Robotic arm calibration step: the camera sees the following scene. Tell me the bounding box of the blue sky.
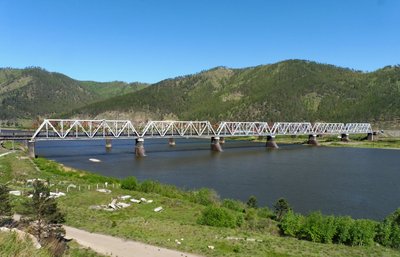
[0,0,399,83]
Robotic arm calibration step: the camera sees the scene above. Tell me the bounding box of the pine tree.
[23,180,65,241]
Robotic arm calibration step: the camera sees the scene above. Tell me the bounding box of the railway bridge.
[0,119,373,158]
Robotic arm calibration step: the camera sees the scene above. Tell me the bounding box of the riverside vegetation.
[0,145,400,256]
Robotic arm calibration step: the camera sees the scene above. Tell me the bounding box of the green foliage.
[22,180,65,241]
[120,176,138,191]
[197,206,238,228]
[280,210,304,237]
[376,208,400,249]
[274,198,291,221]
[0,183,12,224]
[190,188,219,206]
[300,212,337,243]
[222,199,245,212]
[0,232,51,257]
[246,195,258,209]
[349,219,377,246]
[334,216,353,244]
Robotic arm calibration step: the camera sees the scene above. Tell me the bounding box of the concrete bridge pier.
[105,138,112,149]
[341,133,350,142]
[307,134,320,146]
[266,135,279,149]
[219,137,225,145]
[28,140,36,158]
[168,138,176,147]
[367,133,374,141]
[211,137,223,152]
[135,138,146,157]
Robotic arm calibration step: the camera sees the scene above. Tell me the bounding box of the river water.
[35,139,400,220]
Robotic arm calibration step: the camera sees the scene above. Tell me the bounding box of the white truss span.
[31,119,373,141]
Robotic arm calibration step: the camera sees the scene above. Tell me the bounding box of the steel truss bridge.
[29,119,373,141]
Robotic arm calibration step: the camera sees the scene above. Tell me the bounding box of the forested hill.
[66,60,400,126]
[0,67,147,126]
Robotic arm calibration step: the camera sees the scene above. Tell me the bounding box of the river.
[35,138,400,220]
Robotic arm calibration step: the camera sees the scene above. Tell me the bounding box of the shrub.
[300,212,336,243]
[222,199,245,212]
[334,216,353,244]
[190,188,219,206]
[274,198,291,221]
[376,208,400,248]
[197,206,237,228]
[280,210,303,237]
[349,219,377,246]
[120,176,138,191]
[246,195,258,208]
[139,180,161,193]
[257,207,275,219]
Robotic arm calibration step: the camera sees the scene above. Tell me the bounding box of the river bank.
[1,145,400,256]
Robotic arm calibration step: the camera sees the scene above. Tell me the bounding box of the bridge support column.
[105,138,112,149]
[266,135,279,149]
[168,138,176,147]
[367,133,374,141]
[135,138,146,157]
[219,137,225,145]
[28,140,36,158]
[341,133,350,142]
[211,137,223,152]
[307,134,320,146]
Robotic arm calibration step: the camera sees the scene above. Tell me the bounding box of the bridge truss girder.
[30,119,373,141]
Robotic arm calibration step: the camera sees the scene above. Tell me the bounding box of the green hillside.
[66,60,400,127]
[0,67,147,126]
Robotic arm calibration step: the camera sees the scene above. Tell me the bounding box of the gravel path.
[64,225,203,257]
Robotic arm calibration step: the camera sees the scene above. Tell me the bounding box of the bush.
[197,206,237,228]
[334,216,353,244]
[257,207,275,219]
[120,176,138,191]
[274,198,291,221]
[300,212,336,243]
[349,219,377,246]
[246,195,258,208]
[280,210,303,237]
[190,188,219,206]
[139,180,161,193]
[222,199,245,212]
[376,208,400,249]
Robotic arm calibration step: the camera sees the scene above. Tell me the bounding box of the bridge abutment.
[211,137,223,152]
[307,134,320,146]
[28,140,36,158]
[341,133,350,142]
[135,138,146,157]
[367,133,374,141]
[266,135,279,149]
[168,138,176,147]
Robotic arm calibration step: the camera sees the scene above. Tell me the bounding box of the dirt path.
[64,225,203,257]
[0,151,14,158]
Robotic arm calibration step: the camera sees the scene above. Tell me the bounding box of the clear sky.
[0,0,399,83]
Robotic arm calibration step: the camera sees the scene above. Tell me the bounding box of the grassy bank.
[1,149,400,257]
[0,231,103,257]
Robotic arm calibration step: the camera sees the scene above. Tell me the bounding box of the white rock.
[120,195,131,200]
[154,206,163,212]
[9,190,21,196]
[208,245,215,250]
[96,189,111,193]
[130,198,141,203]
